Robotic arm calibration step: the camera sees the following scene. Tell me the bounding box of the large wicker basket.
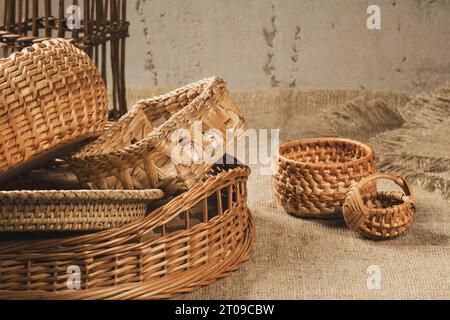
[343,173,416,240]
[66,77,246,196]
[0,164,254,299]
[274,138,377,218]
[0,39,108,184]
[0,189,163,232]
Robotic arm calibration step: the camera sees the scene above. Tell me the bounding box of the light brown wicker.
[1,0,129,118]
[0,189,163,233]
[0,160,83,191]
[66,77,246,196]
[0,164,254,299]
[274,138,377,218]
[343,173,416,240]
[0,38,108,183]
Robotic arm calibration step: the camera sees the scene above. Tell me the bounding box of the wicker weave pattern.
[343,173,416,240]
[274,138,377,218]
[0,189,163,232]
[66,77,246,195]
[0,39,108,182]
[1,0,129,118]
[0,165,254,299]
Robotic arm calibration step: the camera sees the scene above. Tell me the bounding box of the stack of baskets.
[0,39,253,299]
[274,138,416,240]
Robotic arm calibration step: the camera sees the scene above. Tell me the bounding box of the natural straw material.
[343,173,416,240]
[1,0,129,118]
[0,189,163,232]
[274,138,377,218]
[67,77,246,196]
[0,39,108,183]
[0,165,254,299]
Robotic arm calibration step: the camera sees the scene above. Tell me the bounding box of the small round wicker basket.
[343,173,416,240]
[0,189,164,232]
[0,39,108,183]
[274,138,377,218]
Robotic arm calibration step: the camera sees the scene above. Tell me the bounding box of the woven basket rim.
[343,173,416,234]
[0,189,164,204]
[68,76,224,164]
[277,137,375,169]
[3,38,68,59]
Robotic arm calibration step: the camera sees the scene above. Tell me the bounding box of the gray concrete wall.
[1,1,449,92]
[128,0,450,92]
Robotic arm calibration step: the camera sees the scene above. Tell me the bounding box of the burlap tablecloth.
[127,85,450,300]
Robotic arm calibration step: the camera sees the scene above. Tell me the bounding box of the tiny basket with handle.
[343,173,416,240]
[0,189,164,232]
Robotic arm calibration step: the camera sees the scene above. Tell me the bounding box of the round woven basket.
[0,164,254,299]
[0,39,108,183]
[274,138,377,218]
[343,173,416,240]
[0,189,164,232]
[66,76,246,196]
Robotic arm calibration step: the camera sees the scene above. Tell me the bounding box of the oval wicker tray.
[274,138,377,218]
[343,173,416,240]
[66,77,246,196]
[0,164,254,299]
[0,39,108,183]
[0,189,164,232]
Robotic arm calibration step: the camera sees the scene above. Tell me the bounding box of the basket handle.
[356,173,416,207]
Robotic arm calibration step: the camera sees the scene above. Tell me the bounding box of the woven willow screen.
[0,0,129,119]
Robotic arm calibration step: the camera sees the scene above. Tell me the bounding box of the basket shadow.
[286,211,348,230]
[387,226,450,247]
